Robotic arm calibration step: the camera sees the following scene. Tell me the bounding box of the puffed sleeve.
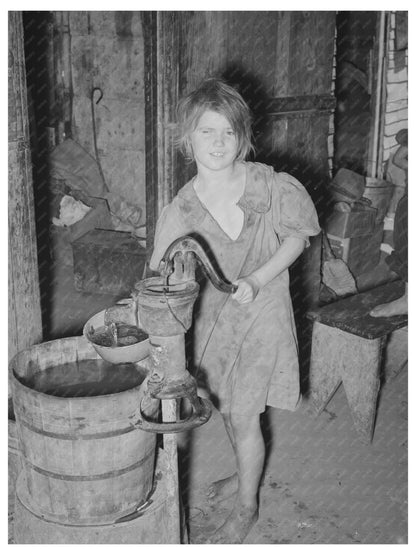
[149,202,190,271]
[271,172,321,247]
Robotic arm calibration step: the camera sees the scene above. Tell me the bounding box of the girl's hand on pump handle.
[232,274,261,304]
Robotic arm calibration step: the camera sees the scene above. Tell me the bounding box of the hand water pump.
[133,236,237,433]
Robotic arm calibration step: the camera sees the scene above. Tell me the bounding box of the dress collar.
[237,162,272,213]
[176,161,272,226]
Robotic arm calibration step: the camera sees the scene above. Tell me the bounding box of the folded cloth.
[104,192,144,237]
[50,138,106,197]
[321,231,357,298]
[52,195,92,227]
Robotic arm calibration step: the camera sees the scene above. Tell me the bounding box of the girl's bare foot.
[370,292,407,317]
[209,503,259,543]
[205,472,238,504]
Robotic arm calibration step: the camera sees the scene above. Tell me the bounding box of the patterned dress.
[150,162,320,415]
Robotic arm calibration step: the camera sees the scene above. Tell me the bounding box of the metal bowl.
[83,310,149,364]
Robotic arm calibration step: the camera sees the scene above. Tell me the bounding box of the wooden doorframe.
[142,11,181,252]
[8,12,43,361]
[367,11,389,178]
[142,11,158,253]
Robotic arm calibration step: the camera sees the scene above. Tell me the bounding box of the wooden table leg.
[309,323,383,444]
[340,333,384,444]
[309,322,343,413]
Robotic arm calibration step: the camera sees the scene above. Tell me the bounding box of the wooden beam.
[265,94,336,117]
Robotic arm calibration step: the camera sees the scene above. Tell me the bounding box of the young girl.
[149,78,320,543]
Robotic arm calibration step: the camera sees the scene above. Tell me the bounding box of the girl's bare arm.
[232,237,306,304]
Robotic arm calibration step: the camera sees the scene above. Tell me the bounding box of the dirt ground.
[8,247,408,544]
[180,362,408,544]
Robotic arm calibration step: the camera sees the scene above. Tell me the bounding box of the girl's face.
[189,110,238,172]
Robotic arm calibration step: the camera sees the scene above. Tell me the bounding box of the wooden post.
[8,12,42,364]
[161,399,182,543]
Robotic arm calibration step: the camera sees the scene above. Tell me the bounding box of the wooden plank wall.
[8,12,43,362]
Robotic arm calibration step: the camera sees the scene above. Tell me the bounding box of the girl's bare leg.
[211,412,264,543]
[206,414,238,502]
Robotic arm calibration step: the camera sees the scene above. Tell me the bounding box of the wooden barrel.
[10,336,157,525]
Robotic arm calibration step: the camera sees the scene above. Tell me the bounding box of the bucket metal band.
[23,448,154,481]
[16,416,137,440]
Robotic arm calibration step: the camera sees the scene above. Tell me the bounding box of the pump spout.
[160,236,237,294]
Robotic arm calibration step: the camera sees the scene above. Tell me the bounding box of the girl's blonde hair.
[176,78,255,161]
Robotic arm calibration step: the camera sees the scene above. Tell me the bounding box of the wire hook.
[91,87,103,105]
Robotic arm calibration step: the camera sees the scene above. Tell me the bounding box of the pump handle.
[161,236,237,294]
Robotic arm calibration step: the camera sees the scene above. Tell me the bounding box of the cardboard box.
[325,206,376,238]
[72,229,147,295]
[348,224,384,275]
[327,223,384,277]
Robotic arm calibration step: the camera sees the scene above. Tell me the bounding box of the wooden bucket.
[13,449,183,544]
[10,336,156,525]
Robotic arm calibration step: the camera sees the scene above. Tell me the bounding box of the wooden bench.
[307,281,407,444]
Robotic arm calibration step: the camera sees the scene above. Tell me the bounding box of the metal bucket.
[10,336,156,525]
[363,178,394,223]
[134,278,199,336]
